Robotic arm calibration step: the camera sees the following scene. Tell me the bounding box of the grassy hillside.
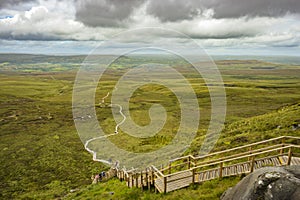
[65,103,300,200]
[0,56,299,199]
[0,73,107,199]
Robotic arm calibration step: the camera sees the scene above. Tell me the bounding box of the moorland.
[0,54,299,199]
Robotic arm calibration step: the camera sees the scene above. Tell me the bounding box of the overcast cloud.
[145,0,300,22]
[0,0,299,55]
[0,0,36,9]
[75,0,144,27]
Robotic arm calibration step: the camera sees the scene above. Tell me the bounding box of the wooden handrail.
[151,165,165,177]
[194,143,284,167]
[194,136,297,160]
[164,168,192,178]
[161,161,190,172]
[193,145,300,170]
[164,136,300,172]
[169,136,299,164]
[282,136,300,140]
[170,155,196,162]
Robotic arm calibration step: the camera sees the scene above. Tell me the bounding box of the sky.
[0,0,299,56]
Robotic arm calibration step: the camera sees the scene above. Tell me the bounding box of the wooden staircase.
[114,136,300,193]
[155,170,193,193]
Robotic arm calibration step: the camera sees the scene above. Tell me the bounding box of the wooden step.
[281,156,300,165]
[271,157,281,166]
[155,171,193,193]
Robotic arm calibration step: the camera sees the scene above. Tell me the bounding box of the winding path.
[84,134,115,164]
[100,92,110,104]
[110,103,126,134]
[84,90,126,163]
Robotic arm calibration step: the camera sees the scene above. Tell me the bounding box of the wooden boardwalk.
[196,156,300,183]
[114,136,300,193]
[155,171,193,193]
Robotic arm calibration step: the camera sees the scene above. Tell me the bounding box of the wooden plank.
[225,167,229,176]
[271,157,280,166]
[265,158,273,166]
[200,172,204,181]
[292,157,300,165]
[243,163,249,172]
[154,171,193,193]
[241,164,245,173]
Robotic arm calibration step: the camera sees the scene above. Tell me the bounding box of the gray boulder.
[221,165,300,200]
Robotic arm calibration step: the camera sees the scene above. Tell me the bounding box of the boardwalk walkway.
[112,136,300,193]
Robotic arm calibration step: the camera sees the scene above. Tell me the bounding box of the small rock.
[258,180,264,185]
[268,184,272,189]
[265,172,281,179]
[292,124,300,131]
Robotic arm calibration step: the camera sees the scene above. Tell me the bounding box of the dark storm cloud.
[207,0,300,19]
[146,0,300,22]
[146,0,200,22]
[0,0,36,9]
[74,0,300,27]
[75,0,145,27]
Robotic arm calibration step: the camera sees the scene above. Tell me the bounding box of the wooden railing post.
[168,162,172,174]
[192,168,195,184]
[287,147,292,165]
[188,156,191,169]
[248,146,252,161]
[219,162,223,179]
[127,174,129,187]
[163,176,167,193]
[141,171,143,190]
[135,173,138,188]
[127,176,130,187]
[151,169,154,185]
[280,138,285,155]
[146,169,150,191]
[250,156,255,173]
[131,174,134,187]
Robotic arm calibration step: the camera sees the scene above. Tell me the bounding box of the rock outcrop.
[221,165,300,200]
